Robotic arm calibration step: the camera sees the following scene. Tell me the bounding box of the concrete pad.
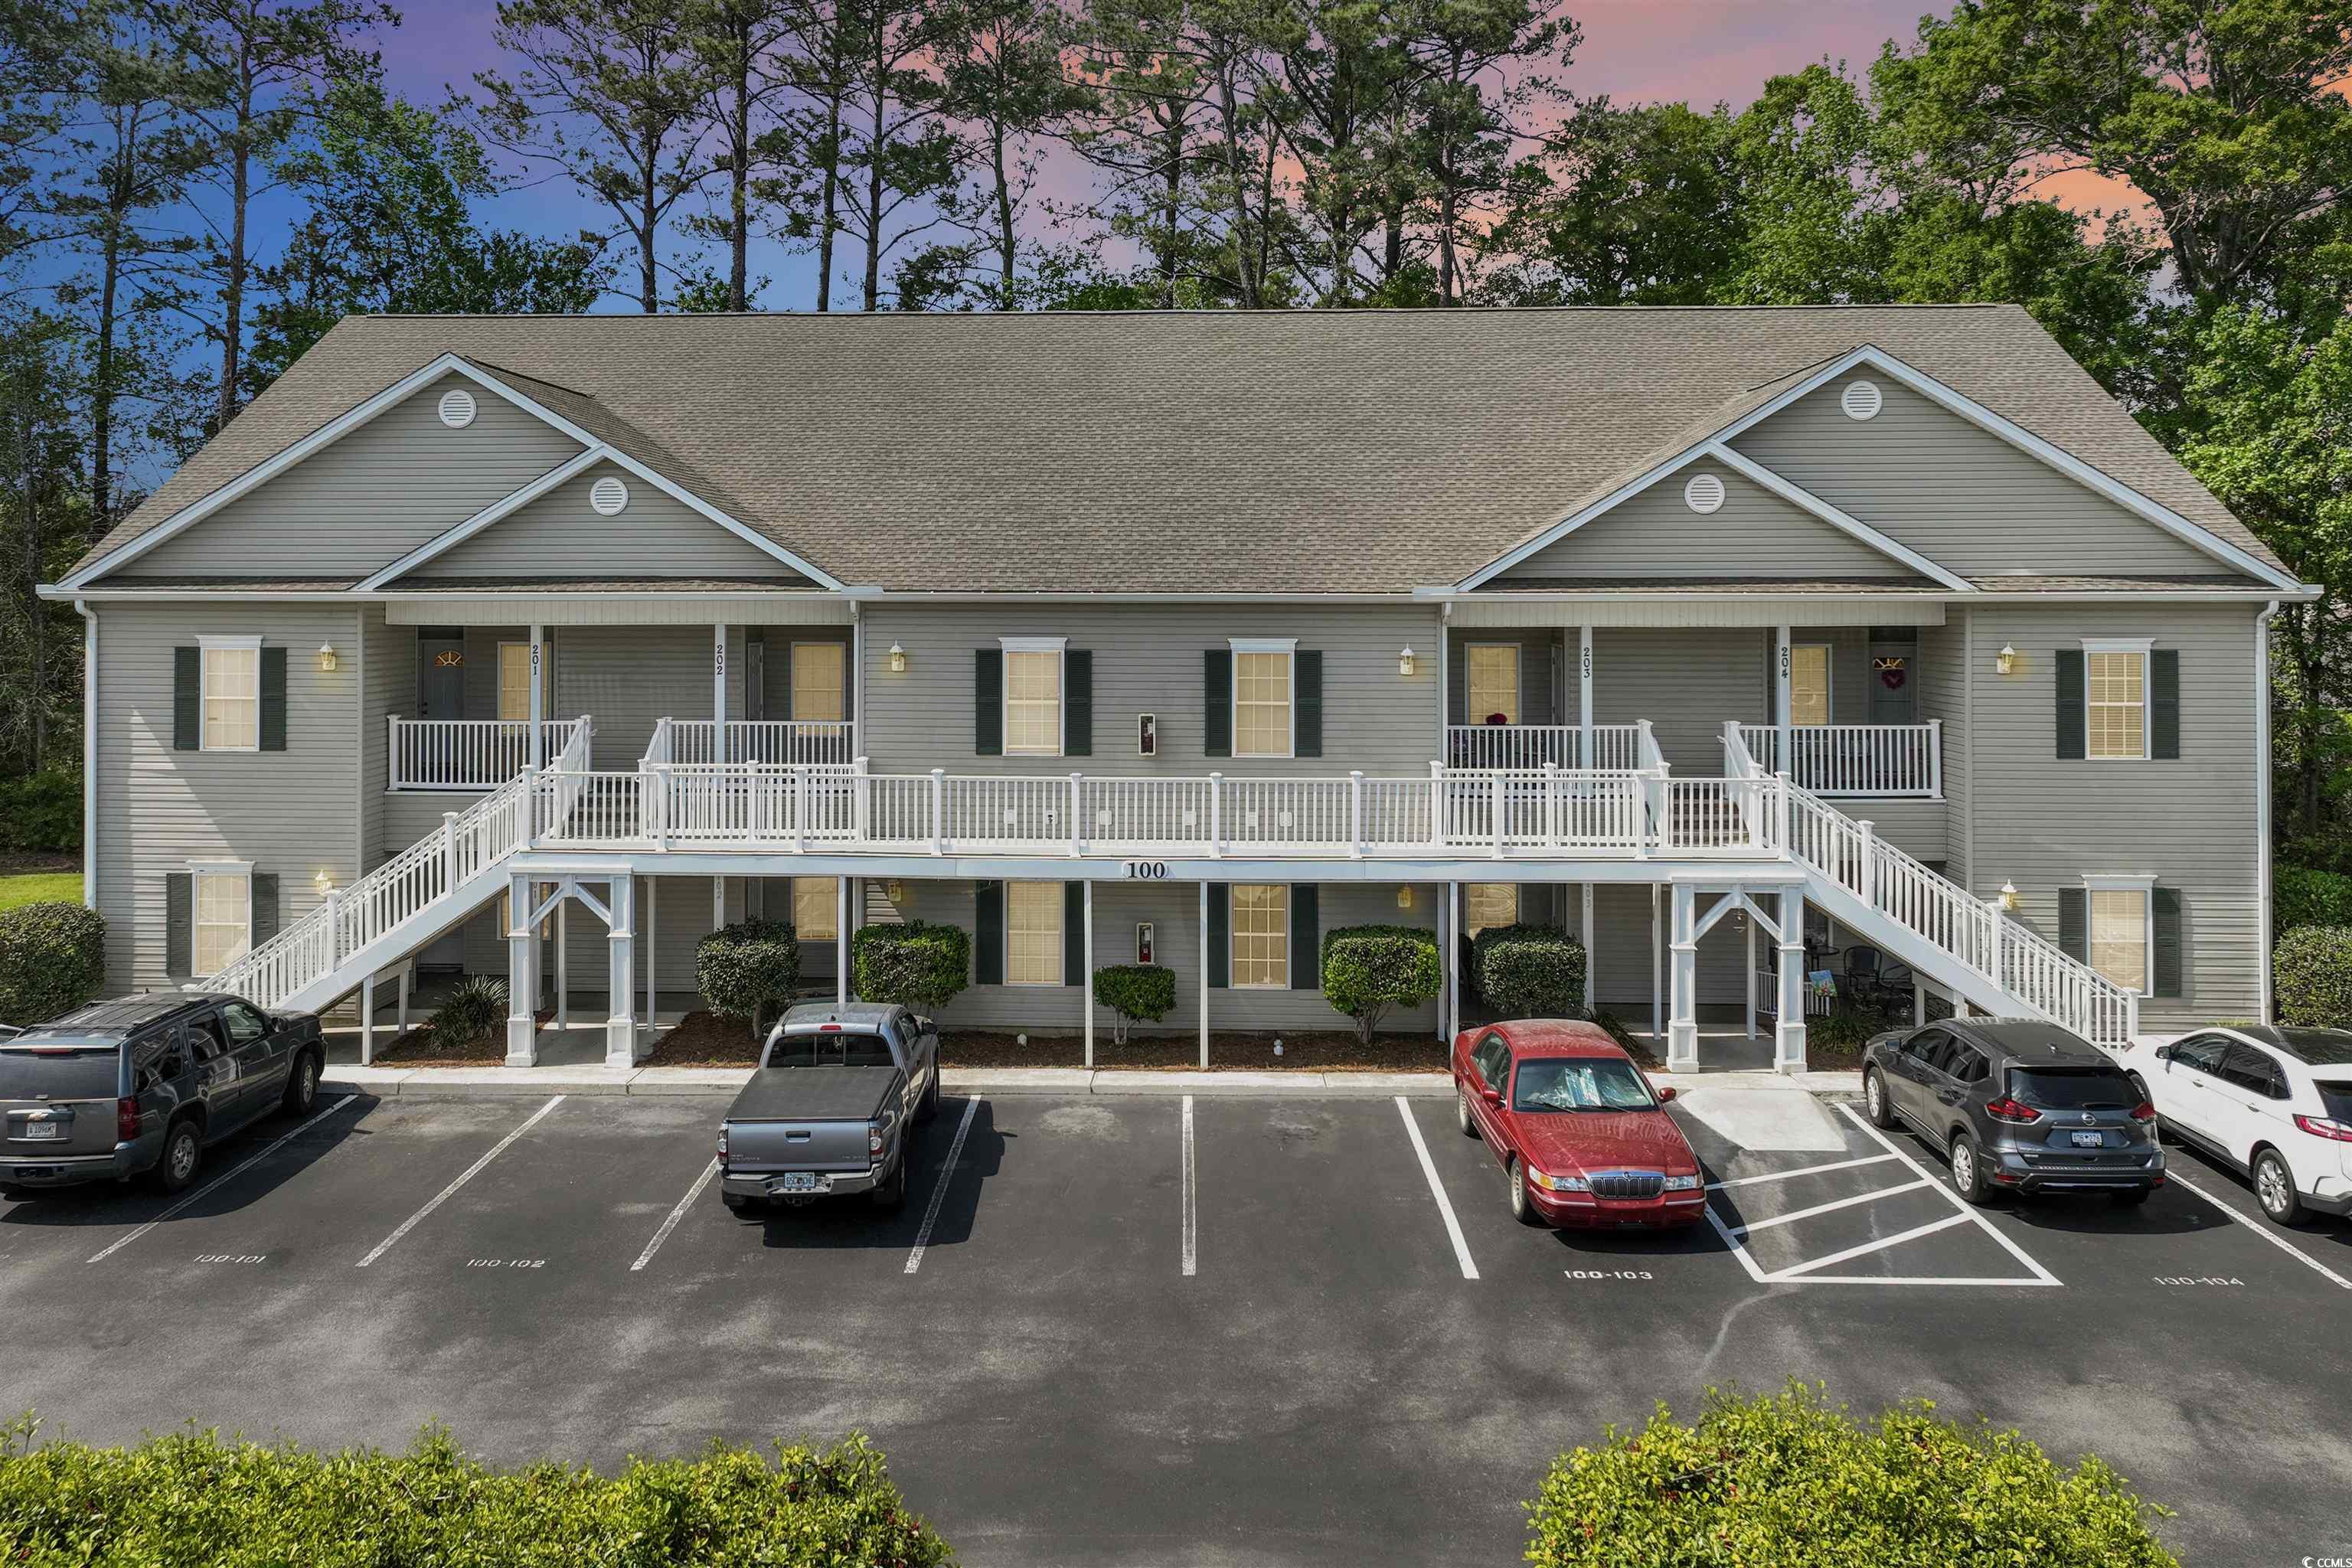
[943,1068,1096,1096]
[390,1068,635,1098]
[629,1068,754,1094]
[1671,1084,1847,1152]
[1091,1070,1305,1095]
[1321,1072,1453,1097]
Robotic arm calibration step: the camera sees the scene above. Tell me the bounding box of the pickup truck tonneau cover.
[725,1065,901,1125]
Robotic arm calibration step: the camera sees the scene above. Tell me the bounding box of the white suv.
[2116,1026,2352,1225]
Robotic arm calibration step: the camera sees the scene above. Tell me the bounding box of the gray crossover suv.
[1863,1018,2164,1207]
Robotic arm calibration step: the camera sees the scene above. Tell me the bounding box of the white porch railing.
[1730,720,1942,799]
[645,718,858,768]
[389,717,589,791]
[1446,722,1642,771]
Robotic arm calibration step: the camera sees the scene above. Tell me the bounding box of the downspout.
[2257,599,2280,1021]
[76,599,96,910]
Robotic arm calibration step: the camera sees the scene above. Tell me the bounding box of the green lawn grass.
[0,871,82,912]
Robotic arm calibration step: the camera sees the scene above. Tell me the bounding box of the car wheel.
[1863,1069,1896,1129]
[153,1119,202,1195]
[1456,1089,1478,1138]
[1506,1158,1544,1227]
[280,1050,320,1116]
[2253,1148,2307,1226]
[2109,1186,2152,1208]
[871,1155,908,1212]
[1948,1134,1989,1205]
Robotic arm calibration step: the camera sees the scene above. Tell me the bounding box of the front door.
[1868,635,1916,726]
[419,635,465,720]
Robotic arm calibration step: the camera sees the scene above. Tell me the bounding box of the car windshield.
[1512,1057,1655,1112]
[2011,1067,2135,1109]
[769,1031,895,1068]
[0,1044,121,1099]
[2312,1079,2352,1122]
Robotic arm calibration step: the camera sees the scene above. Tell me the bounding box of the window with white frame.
[1001,639,1063,756]
[497,641,534,722]
[793,877,838,941]
[1006,880,1063,984]
[792,642,846,722]
[2086,877,2152,993]
[191,863,251,975]
[1465,644,1520,725]
[200,637,260,751]
[2084,640,2151,760]
[1465,884,1519,936]
[1231,639,1295,759]
[1790,644,1831,727]
[1231,884,1289,987]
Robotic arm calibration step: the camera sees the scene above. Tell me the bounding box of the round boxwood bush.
[852,920,972,1013]
[696,918,800,1036]
[429,974,508,1047]
[0,900,106,1027]
[1526,1384,2177,1567]
[0,1419,951,1566]
[1320,924,1441,1042]
[1093,963,1175,1043]
[2274,923,2352,1028]
[1471,923,1587,1018]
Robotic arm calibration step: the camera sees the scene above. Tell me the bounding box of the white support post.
[556,899,570,1031]
[1083,879,1096,1070]
[1774,624,1792,779]
[1580,884,1595,1014]
[1929,718,1944,800]
[1208,773,1223,858]
[1649,884,1663,1043]
[714,875,725,933]
[1489,769,1505,859]
[1446,883,1461,1041]
[505,872,538,1067]
[606,873,637,1067]
[1745,916,1757,1040]
[1429,760,1446,851]
[645,877,660,1028]
[396,964,410,1037]
[711,624,729,761]
[1541,762,1558,847]
[1578,626,1594,769]
[360,972,376,1067]
[1856,819,1877,908]
[1668,883,1699,1071]
[528,623,544,769]
[1775,887,1808,1073]
[324,889,343,970]
[1914,978,1927,1027]
[441,812,459,892]
[836,877,849,1006]
[1069,772,1083,858]
[1198,881,1210,1069]
[1348,771,1364,858]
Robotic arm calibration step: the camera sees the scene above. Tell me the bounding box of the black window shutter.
[165,873,191,979]
[259,645,288,751]
[1289,884,1319,989]
[251,874,279,945]
[2153,887,2183,996]
[975,648,1002,756]
[1065,650,1093,757]
[1207,884,1229,988]
[2057,886,2086,962]
[2055,648,2085,760]
[1063,881,1086,986]
[1204,650,1232,758]
[174,648,200,750]
[974,880,1004,984]
[1295,651,1323,758]
[2151,648,2180,760]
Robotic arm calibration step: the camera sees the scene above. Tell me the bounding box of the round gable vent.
[589,476,629,516]
[1841,379,1883,420]
[436,387,477,429]
[1683,472,1726,514]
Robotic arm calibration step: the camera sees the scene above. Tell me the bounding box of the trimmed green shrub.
[0,772,80,853]
[853,920,972,1013]
[0,900,105,1026]
[696,918,800,1036]
[430,974,508,1047]
[0,1418,951,1566]
[1525,1383,2176,1568]
[1320,924,1441,1043]
[1808,1006,1900,1054]
[2277,863,2352,934]
[2274,924,2352,1027]
[1471,923,1587,1018]
[1093,963,1175,1044]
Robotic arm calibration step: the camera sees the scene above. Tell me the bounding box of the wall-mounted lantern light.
[888,642,907,673]
[314,868,335,895]
[1995,644,2017,677]
[1998,881,2018,912]
[1396,885,1414,910]
[316,642,339,673]
[1397,645,1416,677]
[884,879,907,903]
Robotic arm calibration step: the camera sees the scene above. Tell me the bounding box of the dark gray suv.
[1862,1018,2164,1207]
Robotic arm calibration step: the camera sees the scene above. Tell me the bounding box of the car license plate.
[21,1122,60,1140]
[2070,1130,2105,1148]
[772,1171,822,1193]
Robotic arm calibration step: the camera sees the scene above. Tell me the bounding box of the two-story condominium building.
[43,306,2308,1071]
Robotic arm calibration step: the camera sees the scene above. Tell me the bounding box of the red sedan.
[1451,1021,1707,1229]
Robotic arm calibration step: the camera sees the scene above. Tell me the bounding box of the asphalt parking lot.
[4,1088,2349,1567]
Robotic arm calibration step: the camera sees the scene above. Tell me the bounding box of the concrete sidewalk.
[319,1063,1864,1099]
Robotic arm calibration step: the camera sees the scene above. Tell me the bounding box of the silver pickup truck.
[717,1001,941,1213]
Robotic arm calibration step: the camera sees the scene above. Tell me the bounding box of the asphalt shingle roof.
[74,306,2286,594]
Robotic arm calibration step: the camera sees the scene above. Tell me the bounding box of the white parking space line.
[1705,1207,1772,1285]
[1772,1214,1973,1279]
[1706,1152,1900,1192]
[1729,1178,1934,1236]
[1394,1097,1478,1281]
[2167,1171,2352,1292]
[904,1095,980,1276]
[1181,1095,1197,1278]
[1833,1102,2062,1287]
[86,1096,358,1265]
[630,1158,719,1272]
[356,1096,564,1268]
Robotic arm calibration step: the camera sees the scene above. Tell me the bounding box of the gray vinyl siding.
[1447,629,1563,725]
[859,605,1446,776]
[420,460,812,582]
[556,624,738,768]
[550,874,735,997]
[120,374,583,579]
[1919,616,1969,884]
[1592,627,1769,774]
[92,603,362,991]
[1589,884,1751,1011]
[1960,604,2264,1027]
[1501,466,1914,580]
[1731,378,2230,577]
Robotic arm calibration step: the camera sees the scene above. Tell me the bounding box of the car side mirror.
[1655,1086,1677,1103]
[1478,1086,1502,1106]
[2154,1044,2175,1063]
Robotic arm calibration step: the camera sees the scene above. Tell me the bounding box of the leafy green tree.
[685,0,803,312]
[934,0,1093,306]
[0,309,88,774]
[835,0,961,309]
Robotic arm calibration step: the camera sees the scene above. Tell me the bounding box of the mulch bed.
[942,1029,1447,1073]
[0,852,76,876]
[639,1011,765,1068]
[371,1008,554,1067]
